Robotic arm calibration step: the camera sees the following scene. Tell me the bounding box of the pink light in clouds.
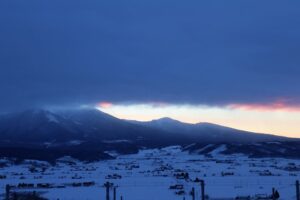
[229,100,300,112]
[98,101,113,108]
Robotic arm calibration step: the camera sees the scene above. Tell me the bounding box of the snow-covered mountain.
[0,109,82,143]
[0,109,185,157]
[0,108,290,146]
[0,108,298,162]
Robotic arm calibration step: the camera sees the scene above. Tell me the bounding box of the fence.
[4,180,300,200]
[102,180,300,200]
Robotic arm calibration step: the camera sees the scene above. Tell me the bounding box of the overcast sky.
[0,0,300,136]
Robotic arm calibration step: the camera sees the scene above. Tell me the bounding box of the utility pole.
[296,180,300,200]
[120,196,123,200]
[200,180,205,200]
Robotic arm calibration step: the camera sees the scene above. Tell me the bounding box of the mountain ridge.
[0,108,298,162]
[128,116,292,143]
[0,108,294,144]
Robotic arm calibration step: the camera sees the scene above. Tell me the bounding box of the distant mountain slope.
[0,109,182,148]
[0,109,293,145]
[183,141,300,159]
[0,109,82,143]
[130,117,290,143]
[0,108,297,162]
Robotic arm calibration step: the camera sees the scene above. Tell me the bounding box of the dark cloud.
[1,0,300,111]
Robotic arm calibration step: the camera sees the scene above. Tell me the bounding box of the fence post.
[200,180,205,200]
[13,192,17,200]
[191,187,195,200]
[104,182,111,200]
[120,195,123,200]
[272,188,275,200]
[5,184,10,200]
[296,180,300,200]
[113,186,117,200]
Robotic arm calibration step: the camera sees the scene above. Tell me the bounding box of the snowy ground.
[0,146,299,200]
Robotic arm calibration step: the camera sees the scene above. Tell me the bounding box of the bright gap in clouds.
[96,103,300,138]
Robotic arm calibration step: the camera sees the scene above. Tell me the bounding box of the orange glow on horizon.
[98,101,113,108]
[229,101,300,112]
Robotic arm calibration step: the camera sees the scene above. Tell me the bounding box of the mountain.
[130,117,290,143]
[58,109,178,145]
[0,108,297,162]
[0,109,154,144]
[0,109,185,162]
[0,109,81,144]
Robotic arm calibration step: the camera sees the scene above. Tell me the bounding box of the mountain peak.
[152,117,181,123]
[57,108,120,122]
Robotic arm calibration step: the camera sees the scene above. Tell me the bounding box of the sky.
[97,103,300,138]
[0,0,300,137]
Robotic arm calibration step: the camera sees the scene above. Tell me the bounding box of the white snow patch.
[209,144,227,156]
[195,144,214,154]
[46,113,59,123]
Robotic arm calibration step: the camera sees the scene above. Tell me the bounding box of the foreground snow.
[0,146,299,200]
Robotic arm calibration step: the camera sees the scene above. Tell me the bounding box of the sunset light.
[97,102,300,138]
[98,101,113,108]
